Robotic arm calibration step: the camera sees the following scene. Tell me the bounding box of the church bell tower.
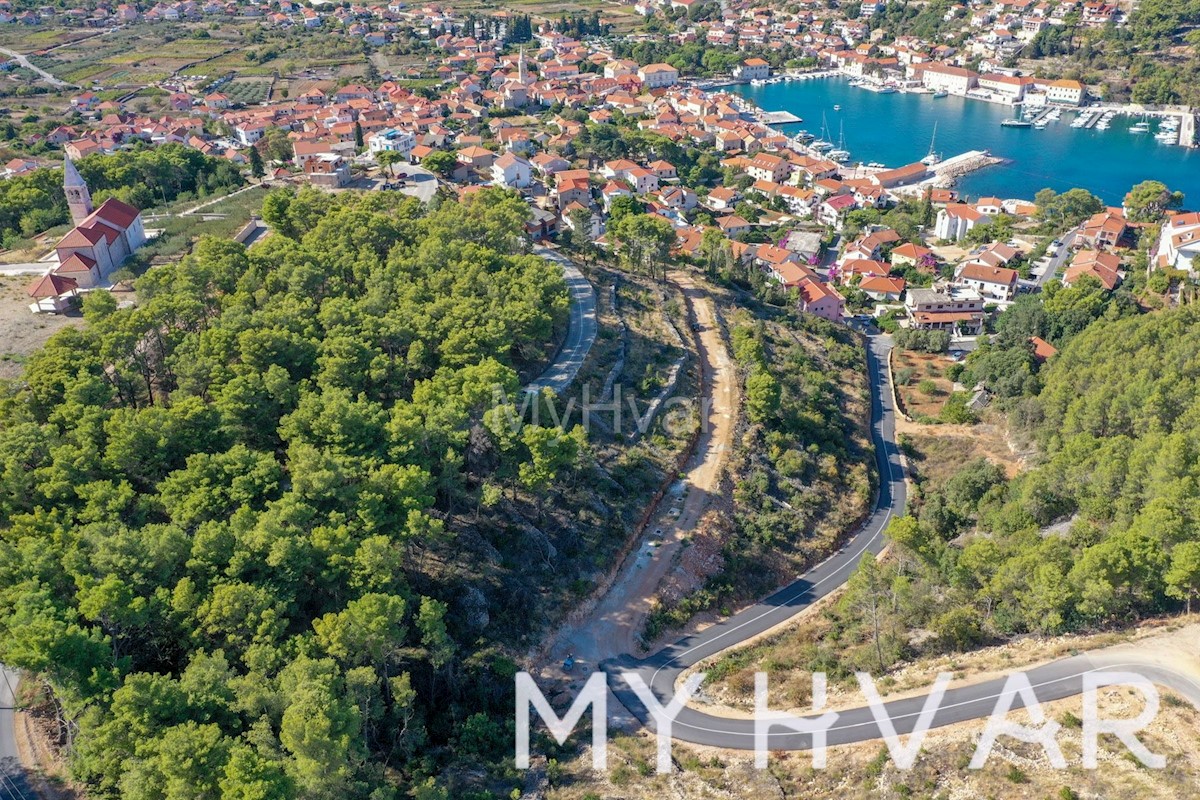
[64,156,93,225]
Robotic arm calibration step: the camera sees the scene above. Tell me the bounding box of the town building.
[734,58,771,81]
[638,63,679,89]
[304,154,352,188]
[954,262,1018,302]
[491,151,532,189]
[745,152,791,184]
[368,128,416,159]
[1078,209,1127,249]
[1065,250,1122,289]
[797,277,845,322]
[935,203,990,241]
[1045,78,1084,105]
[914,62,978,96]
[904,286,986,334]
[30,159,145,312]
[1157,212,1200,272]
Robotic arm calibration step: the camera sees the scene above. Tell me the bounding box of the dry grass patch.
[892,349,955,419]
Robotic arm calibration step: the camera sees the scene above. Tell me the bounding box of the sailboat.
[828,120,851,162]
[920,121,941,165]
[811,111,834,152]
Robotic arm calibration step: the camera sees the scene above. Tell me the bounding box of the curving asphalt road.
[525,246,597,396]
[598,333,1200,750]
[601,333,907,745]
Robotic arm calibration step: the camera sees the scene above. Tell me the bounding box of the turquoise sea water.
[730,76,1200,205]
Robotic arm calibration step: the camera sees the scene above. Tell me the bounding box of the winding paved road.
[601,333,907,743]
[525,246,596,396]
[597,332,1200,750]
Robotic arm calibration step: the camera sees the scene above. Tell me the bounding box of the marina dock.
[1182,113,1197,148]
[931,150,1002,177]
[759,110,803,124]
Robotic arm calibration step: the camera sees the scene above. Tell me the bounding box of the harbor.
[729,75,1200,203]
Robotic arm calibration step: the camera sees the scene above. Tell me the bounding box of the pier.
[932,150,1002,178]
[1182,113,1197,148]
[759,110,803,124]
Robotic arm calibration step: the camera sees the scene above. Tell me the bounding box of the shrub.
[940,392,977,424]
[1006,765,1029,783]
[895,327,951,353]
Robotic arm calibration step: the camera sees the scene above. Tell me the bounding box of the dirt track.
[547,272,738,671]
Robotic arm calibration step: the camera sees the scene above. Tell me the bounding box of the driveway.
[0,264,47,276]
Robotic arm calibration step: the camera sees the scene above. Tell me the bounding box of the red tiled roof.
[892,242,932,259]
[54,252,97,273]
[860,275,906,295]
[56,225,108,248]
[798,277,841,304]
[27,273,78,298]
[1030,336,1057,362]
[88,197,141,230]
[958,263,1017,285]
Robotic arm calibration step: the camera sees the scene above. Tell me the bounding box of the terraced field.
[28,25,235,86]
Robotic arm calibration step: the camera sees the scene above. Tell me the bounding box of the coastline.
[719,73,1200,202]
[719,69,1197,145]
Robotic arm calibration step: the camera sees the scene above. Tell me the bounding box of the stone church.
[29,157,147,312]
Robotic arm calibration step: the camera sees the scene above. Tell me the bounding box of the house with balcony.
[904,286,985,334]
